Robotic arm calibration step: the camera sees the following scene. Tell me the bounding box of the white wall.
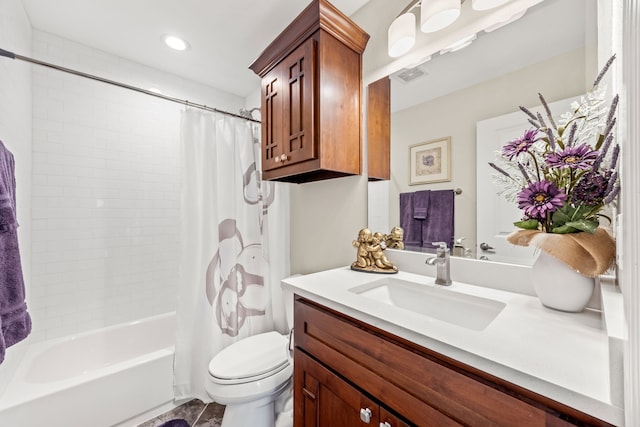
[29,30,245,341]
[388,50,587,253]
[290,175,368,274]
[0,0,31,395]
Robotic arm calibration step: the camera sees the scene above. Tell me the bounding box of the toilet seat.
[209,331,289,385]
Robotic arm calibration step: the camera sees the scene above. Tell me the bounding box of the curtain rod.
[0,47,260,123]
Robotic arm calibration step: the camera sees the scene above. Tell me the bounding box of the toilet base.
[217,379,292,427]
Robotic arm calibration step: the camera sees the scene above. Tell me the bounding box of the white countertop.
[282,267,624,426]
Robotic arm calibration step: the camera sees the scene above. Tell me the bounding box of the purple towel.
[422,189,455,250]
[412,190,429,219]
[399,192,422,247]
[400,189,455,250]
[0,141,31,365]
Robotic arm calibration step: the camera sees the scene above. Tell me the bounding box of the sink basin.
[349,277,505,331]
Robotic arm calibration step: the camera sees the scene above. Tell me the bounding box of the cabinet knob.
[360,407,373,424]
[380,423,392,427]
[275,156,281,163]
[280,154,288,161]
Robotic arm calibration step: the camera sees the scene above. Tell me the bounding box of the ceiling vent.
[394,66,428,83]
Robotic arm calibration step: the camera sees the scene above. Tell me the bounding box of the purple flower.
[545,143,598,170]
[517,180,567,220]
[502,129,539,160]
[573,172,610,206]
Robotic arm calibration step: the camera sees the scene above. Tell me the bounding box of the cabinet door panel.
[261,67,283,172]
[282,38,316,166]
[295,350,378,427]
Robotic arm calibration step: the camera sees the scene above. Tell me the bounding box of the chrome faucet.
[425,242,452,286]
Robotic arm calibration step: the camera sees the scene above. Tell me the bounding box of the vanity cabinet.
[249,0,369,183]
[293,297,615,427]
[296,351,413,427]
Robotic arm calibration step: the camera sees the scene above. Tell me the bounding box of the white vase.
[531,251,595,312]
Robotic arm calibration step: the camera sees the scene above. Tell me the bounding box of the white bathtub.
[0,312,177,427]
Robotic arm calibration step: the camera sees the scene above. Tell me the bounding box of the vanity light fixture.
[421,0,461,33]
[162,34,190,51]
[388,0,462,57]
[388,12,417,57]
[388,0,515,58]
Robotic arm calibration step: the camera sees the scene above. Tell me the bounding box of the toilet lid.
[209,331,288,381]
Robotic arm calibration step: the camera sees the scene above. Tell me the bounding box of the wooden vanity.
[293,296,617,426]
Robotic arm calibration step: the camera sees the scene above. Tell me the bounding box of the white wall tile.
[30,30,244,341]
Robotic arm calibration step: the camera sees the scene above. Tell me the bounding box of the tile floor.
[138,400,225,427]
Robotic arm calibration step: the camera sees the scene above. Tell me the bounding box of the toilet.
[205,287,295,427]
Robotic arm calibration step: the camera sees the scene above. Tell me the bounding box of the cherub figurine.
[351,228,398,274]
[370,232,396,270]
[352,228,373,268]
[385,226,404,250]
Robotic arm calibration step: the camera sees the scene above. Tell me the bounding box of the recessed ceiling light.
[162,34,190,51]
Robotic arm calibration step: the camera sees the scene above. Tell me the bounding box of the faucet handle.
[432,241,448,250]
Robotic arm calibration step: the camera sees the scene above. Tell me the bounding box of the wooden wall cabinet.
[367,77,391,181]
[294,297,615,427]
[249,0,369,183]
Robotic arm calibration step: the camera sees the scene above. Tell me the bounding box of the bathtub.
[0,312,177,427]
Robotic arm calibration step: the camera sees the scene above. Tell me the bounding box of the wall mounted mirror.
[366,0,598,265]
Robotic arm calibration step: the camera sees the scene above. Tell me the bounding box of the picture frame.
[409,137,451,185]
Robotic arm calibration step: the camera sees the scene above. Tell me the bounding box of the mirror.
[367,0,598,264]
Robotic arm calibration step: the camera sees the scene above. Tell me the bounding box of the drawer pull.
[360,407,373,423]
[302,387,316,401]
[287,328,294,358]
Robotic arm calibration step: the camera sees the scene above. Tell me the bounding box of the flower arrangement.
[489,55,620,235]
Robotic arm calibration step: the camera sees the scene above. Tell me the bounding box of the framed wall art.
[409,137,451,185]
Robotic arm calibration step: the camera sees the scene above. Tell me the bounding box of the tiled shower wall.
[29,30,244,341]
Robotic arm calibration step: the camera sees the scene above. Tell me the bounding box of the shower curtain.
[174,108,290,402]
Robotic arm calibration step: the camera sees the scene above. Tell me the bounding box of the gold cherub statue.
[384,226,404,250]
[351,227,401,274]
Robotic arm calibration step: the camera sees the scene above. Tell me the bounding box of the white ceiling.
[21,0,371,98]
[19,0,590,106]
